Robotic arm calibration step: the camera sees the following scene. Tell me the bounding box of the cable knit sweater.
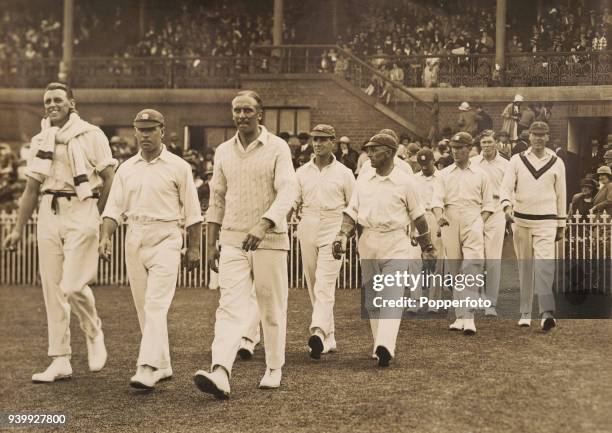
[205,126,298,250]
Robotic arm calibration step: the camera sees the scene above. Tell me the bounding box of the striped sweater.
[206,126,298,250]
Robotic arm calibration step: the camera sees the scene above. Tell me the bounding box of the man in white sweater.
[500,121,566,331]
[194,90,298,398]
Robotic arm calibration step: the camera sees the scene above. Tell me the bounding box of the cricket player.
[3,82,115,382]
[294,124,354,358]
[432,132,494,335]
[470,130,510,316]
[99,109,202,389]
[500,121,566,330]
[413,149,444,312]
[194,90,297,398]
[333,133,436,368]
[357,128,414,179]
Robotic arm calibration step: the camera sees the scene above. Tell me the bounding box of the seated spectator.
[568,178,597,220]
[592,166,612,217]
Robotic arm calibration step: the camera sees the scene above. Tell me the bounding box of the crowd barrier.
[0,211,610,291]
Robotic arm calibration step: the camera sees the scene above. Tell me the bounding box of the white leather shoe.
[259,368,282,389]
[484,307,498,317]
[194,368,230,399]
[130,365,156,389]
[518,314,531,327]
[154,367,173,382]
[449,318,464,331]
[463,318,477,335]
[322,335,337,354]
[237,338,256,360]
[32,357,72,383]
[86,332,107,372]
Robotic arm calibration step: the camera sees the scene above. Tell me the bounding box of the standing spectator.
[295,132,313,166]
[457,102,478,137]
[423,56,439,88]
[167,132,183,157]
[518,103,536,135]
[501,94,523,141]
[406,142,421,173]
[335,136,358,173]
[592,166,612,217]
[475,104,493,134]
[496,130,512,160]
[512,130,530,156]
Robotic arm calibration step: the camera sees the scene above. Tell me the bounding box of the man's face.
[480,135,496,159]
[232,95,261,135]
[451,144,470,163]
[529,132,549,151]
[134,125,164,154]
[581,186,593,196]
[366,145,392,168]
[43,89,74,126]
[419,160,435,176]
[605,156,612,165]
[312,136,334,158]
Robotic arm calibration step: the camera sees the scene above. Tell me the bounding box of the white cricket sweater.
[500,148,567,228]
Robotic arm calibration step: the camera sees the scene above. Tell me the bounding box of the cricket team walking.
[3,84,566,398]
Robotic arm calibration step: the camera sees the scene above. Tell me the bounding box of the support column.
[331,0,338,42]
[273,0,283,46]
[59,0,74,84]
[139,0,147,38]
[495,0,507,73]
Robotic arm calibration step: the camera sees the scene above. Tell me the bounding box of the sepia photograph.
[0,0,611,432]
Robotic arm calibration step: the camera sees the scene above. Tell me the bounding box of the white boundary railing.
[0,211,361,289]
[1,211,610,291]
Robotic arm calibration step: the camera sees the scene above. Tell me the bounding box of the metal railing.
[0,212,361,289]
[1,211,610,291]
[365,50,612,88]
[1,50,608,89]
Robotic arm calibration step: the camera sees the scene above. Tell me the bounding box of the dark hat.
[529,121,550,134]
[364,133,398,150]
[450,132,473,147]
[310,124,336,138]
[407,142,420,155]
[297,132,310,140]
[580,178,597,190]
[133,109,164,128]
[497,130,509,138]
[416,148,434,164]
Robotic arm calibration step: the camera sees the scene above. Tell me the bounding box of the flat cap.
[133,109,164,128]
[529,121,550,134]
[310,124,336,138]
[604,149,612,159]
[416,148,434,164]
[450,132,473,147]
[364,133,398,150]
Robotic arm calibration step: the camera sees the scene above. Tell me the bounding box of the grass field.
[1,281,612,433]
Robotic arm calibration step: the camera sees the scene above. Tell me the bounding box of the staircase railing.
[252,45,434,139]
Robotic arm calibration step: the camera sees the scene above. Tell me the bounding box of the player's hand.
[504,207,514,223]
[2,229,22,251]
[98,237,112,262]
[182,247,200,271]
[555,227,565,242]
[207,244,220,273]
[332,234,347,260]
[242,219,271,251]
[437,215,449,228]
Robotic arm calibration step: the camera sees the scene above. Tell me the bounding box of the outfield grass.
[1,283,611,433]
